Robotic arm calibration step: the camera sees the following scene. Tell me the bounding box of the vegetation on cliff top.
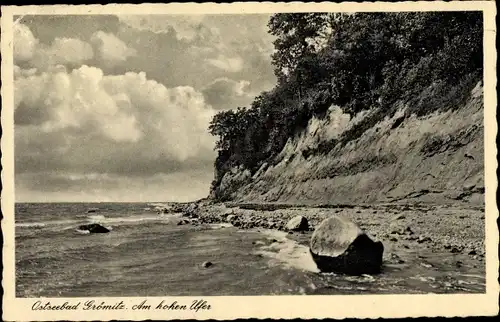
[208,12,483,199]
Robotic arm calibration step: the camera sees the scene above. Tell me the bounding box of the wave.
[254,230,320,273]
[16,213,178,231]
[16,222,46,228]
[147,202,170,208]
[16,219,78,228]
[209,223,233,229]
[75,229,91,235]
[87,214,106,222]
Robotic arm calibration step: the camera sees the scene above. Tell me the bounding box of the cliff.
[208,12,484,206]
[210,81,484,205]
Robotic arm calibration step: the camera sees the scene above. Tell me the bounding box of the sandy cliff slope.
[213,81,484,206]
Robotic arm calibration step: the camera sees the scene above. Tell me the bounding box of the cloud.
[14,23,39,62]
[15,66,141,143]
[115,15,276,91]
[118,15,209,41]
[14,23,94,70]
[34,37,94,69]
[15,65,217,179]
[202,77,253,110]
[13,14,279,201]
[17,15,122,45]
[91,31,137,65]
[14,65,37,77]
[14,23,136,72]
[206,55,244,72]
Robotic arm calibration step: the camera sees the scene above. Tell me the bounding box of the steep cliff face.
[211,81,484,205]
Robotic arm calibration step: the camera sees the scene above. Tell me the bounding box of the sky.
[13,14,277,202]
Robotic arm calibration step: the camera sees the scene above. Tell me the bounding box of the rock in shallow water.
[201,261,213,268]
[286,215,309,231]
[77,223,110,233]
[309,216,384,275]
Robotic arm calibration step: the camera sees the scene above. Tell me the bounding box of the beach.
[15,201,485,297]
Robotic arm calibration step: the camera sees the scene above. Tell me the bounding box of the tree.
[268,13,333,99]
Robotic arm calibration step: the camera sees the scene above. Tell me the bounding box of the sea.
[14,202,486,297]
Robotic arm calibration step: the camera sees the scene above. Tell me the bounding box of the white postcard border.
[2,2,498,320]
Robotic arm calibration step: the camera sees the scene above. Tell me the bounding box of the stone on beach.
[286,215,309,231]
[309,216,384,275]
[77,223,110,233]
[226,214,238,223]
[392,214,405,221]
[177,219,190,226]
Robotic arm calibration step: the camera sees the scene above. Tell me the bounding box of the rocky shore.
[163,201,485,267]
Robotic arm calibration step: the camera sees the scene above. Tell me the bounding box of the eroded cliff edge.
[211,81,483,205]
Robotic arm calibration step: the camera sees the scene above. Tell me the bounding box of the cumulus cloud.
[116,15,276,91]
[13,14,278,201]
[14,65,38,78]
[39,37,94,66]
[15,66,141,143]
[202,77,253,110]
[14,23,136,72]
[15,65,216,178]
[14,23,38,62]
[91,30,137,65]
[118,15,209,41]
[14,23,93,70]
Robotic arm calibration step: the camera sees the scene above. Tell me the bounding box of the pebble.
[417,236,432,244]
[389,253,405,264]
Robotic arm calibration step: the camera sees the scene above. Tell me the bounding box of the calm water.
[15,203,485,297]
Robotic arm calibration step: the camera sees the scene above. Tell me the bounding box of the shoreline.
[173,201,486,265]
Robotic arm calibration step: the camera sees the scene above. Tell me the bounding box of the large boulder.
[286,215,309,231]
[310,216,383,275]
[78,223,110,234]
